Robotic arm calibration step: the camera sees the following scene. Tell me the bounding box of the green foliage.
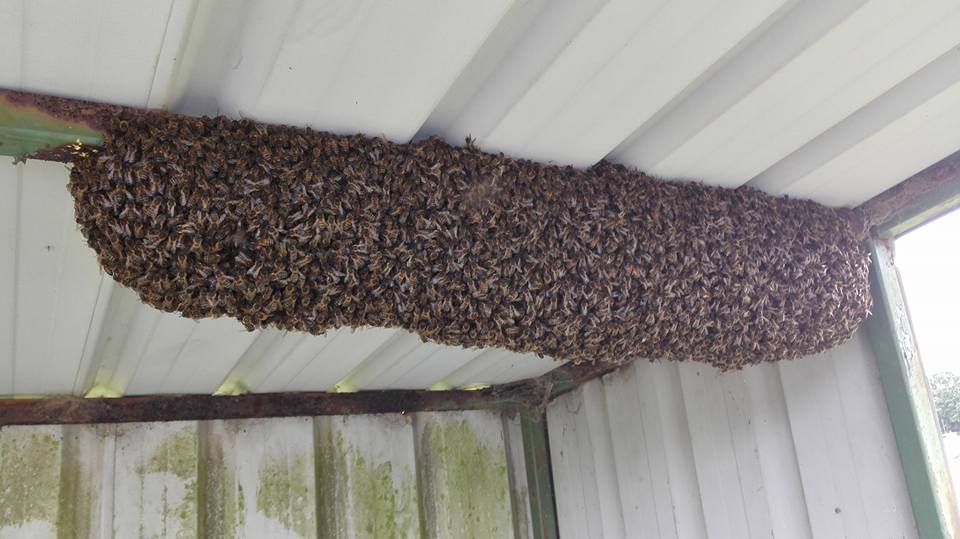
[930,372,960,433]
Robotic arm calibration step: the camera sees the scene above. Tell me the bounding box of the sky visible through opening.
[896,208,960,376]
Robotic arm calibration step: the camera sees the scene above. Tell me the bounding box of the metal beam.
[864,240,960,538]
[858,148,960,239]
[0,89,118,162]
[520,409,560,539]
[0,383,540,426]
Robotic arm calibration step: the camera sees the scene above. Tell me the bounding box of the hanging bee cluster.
[68,112,871,370]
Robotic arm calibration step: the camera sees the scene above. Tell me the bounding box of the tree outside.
[930,372,960,434]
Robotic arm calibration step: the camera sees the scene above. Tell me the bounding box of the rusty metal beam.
[0,383,540,426]
[0,89,126,162]
[522,360,624,403]
[858,148,960,238]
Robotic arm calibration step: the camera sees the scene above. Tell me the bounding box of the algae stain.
[0,430,61,530]
[420,418,512,539]
[135,427,198,537]
[139,428,197,480]
[201,434,240,539]
[256,454,312,538]
[56,429,98,539]
[348,445,417,538]
[317,429,419,539]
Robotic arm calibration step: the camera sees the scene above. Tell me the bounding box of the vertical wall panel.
[502,414,535,539]
[415,410,516,538]
[548,328,918,538]
[113,421,200,538]
[0,409,533,537]
[547,388,608,538]
[0,161,19,396]
[316,414,420,538]
[204,417,316,538]
[0,425,63,538]
[603,360,705,539]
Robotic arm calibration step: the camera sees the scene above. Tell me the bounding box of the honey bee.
[65,107,872,371]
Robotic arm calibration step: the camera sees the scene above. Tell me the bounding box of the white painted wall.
[548,329,917,538]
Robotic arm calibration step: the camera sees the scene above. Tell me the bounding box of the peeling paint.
[0,429,61,532]
[317,429,418,538]
[256,454,312,538]
[418,417,513,538]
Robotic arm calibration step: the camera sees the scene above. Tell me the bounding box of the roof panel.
[4,0,960,396]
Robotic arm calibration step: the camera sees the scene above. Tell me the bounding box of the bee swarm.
[68,113,871,370]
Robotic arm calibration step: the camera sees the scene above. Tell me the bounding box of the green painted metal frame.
[865,241,960,538]
[856,145,960,538]
[520,409,560,539]
[0,90,107,162]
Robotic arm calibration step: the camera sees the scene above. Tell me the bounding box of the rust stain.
[0,385,538,426]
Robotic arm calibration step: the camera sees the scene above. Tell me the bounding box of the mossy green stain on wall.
[256,454,313,538]
[418,417,513,539]
[200,431,241,539]
[139,428,197,480]
[56,427,102,539]
[0,429,61,530]
[317,429,418,538]
[134,427,198,538]
[349,455,417,538]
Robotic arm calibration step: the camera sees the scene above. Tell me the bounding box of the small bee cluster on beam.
[68,112,871,370]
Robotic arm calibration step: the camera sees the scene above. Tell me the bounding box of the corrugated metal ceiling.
[2,0,959,396]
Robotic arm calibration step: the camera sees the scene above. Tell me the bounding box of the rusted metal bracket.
[0,89,118,162]
[858,148,960,238]
[0,382,542,426]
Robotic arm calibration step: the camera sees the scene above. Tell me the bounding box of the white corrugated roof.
[2,0,959,396]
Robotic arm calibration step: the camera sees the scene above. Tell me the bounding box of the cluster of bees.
[68,111,871,369]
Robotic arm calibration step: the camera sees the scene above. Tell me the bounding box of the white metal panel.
[781,78,960,206]
[741,364,813,538]
[547,389,607,538]
[548,328,918,538]
[212,0,514,142]
[113,421,199,538]
[0,410,534,537]
[439,348,559,389]
[154,317,259,394]
[284,327,398,392]
[14,161,103,395]
[0,425,63,538]
[0,161,19,395]
[602,360,706,539]
[247,330,339,393]
[610,0,868,174]
[648,0,960,187]
[316,414,421,538]
[748,46,960,199]
[780,332,915,537]
[18,0,178,106]
[415,410,516,538]
[418,0,605,145]
[206,417,317,538]
[485,0,790,168]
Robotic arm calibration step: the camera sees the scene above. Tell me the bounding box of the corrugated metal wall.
[0,410,534,538]
[548,328,918,538]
